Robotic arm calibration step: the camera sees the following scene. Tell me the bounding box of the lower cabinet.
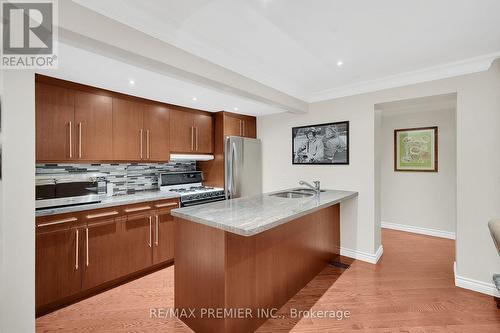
[153,200,178,264]
[81,208,123,290]
[122,204,155,274]
[35,198,178,315]
[35,214,82,310]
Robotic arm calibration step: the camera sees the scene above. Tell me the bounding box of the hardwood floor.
[36,229,500,332]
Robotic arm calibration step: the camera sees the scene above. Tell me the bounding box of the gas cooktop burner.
[169,186,215,193]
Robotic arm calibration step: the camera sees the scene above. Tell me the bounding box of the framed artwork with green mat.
[394,126,438,172]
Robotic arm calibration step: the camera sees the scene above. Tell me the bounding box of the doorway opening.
[374,93,458,252]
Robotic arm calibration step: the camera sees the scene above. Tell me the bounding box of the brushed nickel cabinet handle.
[154,202,178,208]
[78,122,82,158]
[242,120,245,137]
[191,126,194,151]
[147,130,150,159]
[140,129,143,159]
[38,217,78,227]
[148,216,152,248]
[86,227,89,267]
[196,127,199,151]
[69,121,73,158]
[124,206,151,213]
[240,120,242,136]
[75,229,79,270]
[155,215,159,246]
[85,211,119,219]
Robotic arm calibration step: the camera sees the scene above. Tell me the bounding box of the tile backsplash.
[36,162,196,196]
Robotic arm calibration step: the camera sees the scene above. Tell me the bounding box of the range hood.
[170,154,214,162]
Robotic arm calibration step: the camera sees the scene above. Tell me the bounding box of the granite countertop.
[171,188,358,236]
[35,191,180,217]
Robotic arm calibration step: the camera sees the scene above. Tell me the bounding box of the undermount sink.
[269,191,314,198]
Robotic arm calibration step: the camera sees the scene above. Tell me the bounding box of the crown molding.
[308,52,500,103]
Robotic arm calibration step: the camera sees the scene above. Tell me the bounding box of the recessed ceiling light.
[234,107,239,111]
[192,97,197,101]
[129,79,135,85]
[337,61,343,67]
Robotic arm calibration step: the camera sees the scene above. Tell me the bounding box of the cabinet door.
[242,117,257,138]
[81,209,123,290]
[170,110,194,153]
[223,114,243,137]
[35,215,81,310]
[194,113,213,153]
[152,200,178,264]
[121,205,154,274]
[36,82,75,162]
[143,104,170,161]
[74,91,113,161]
[112,98,144,161]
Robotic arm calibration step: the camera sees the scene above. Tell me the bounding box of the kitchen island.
[171,188,357,333]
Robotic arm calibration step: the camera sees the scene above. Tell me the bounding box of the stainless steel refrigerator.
[224,136,262,199]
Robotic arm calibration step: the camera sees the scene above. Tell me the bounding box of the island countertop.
[171,188,358,236]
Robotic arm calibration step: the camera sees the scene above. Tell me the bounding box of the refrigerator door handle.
[231,142,237,198]
[225,138,232,199]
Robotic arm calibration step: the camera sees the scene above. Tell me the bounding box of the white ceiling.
[38,42,285,116]
[74,0,500,102]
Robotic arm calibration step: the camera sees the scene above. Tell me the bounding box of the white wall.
[258,59,500,295]
[0,70,36,333]
[259,93,379,257]
[380,109,457,234]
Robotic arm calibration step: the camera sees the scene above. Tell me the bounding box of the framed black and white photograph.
[292,121,349,165]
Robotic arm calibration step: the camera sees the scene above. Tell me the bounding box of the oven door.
[180,196,226,207]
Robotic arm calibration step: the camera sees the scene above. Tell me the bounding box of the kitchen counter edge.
[171,189,358,237]
[35,191,180,217]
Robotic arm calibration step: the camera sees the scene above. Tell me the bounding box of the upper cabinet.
[36,82,75,162]
[112,98,144,161]
[223,112,256,138]
[74,91,113,161]
[170,110,213,154]
[143,104,170,161]
[36,82,114,162]
[35,75,219,162]
[113,100,171,162]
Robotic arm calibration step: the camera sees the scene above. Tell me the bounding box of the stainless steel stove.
[159,171,225,207]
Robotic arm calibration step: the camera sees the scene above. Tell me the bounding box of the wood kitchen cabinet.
[113,99,171,162]
[170,109,213,154]
[74,91,113,161]
[35,82,75,162]
[36,75,213,162]
[194,113,214,153]
[143,104,170,161]
[36,199,178,316]
[152,200,178,264]
[121,204,155,274]
[81,208,123,290]
[35,214,82,310]
[112,98,144,161]
[222,112,256,138]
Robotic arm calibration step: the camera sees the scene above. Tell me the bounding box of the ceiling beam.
[58,1,308,114]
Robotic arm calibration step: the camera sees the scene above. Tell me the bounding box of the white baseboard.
[340,245,383,264]
[381,221,456,240]
[454,262,500,297]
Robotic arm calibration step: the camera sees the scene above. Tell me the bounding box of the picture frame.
[292,121,349,165]
[394,126,438,172]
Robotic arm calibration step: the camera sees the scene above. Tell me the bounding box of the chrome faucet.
[299,180,321,194]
